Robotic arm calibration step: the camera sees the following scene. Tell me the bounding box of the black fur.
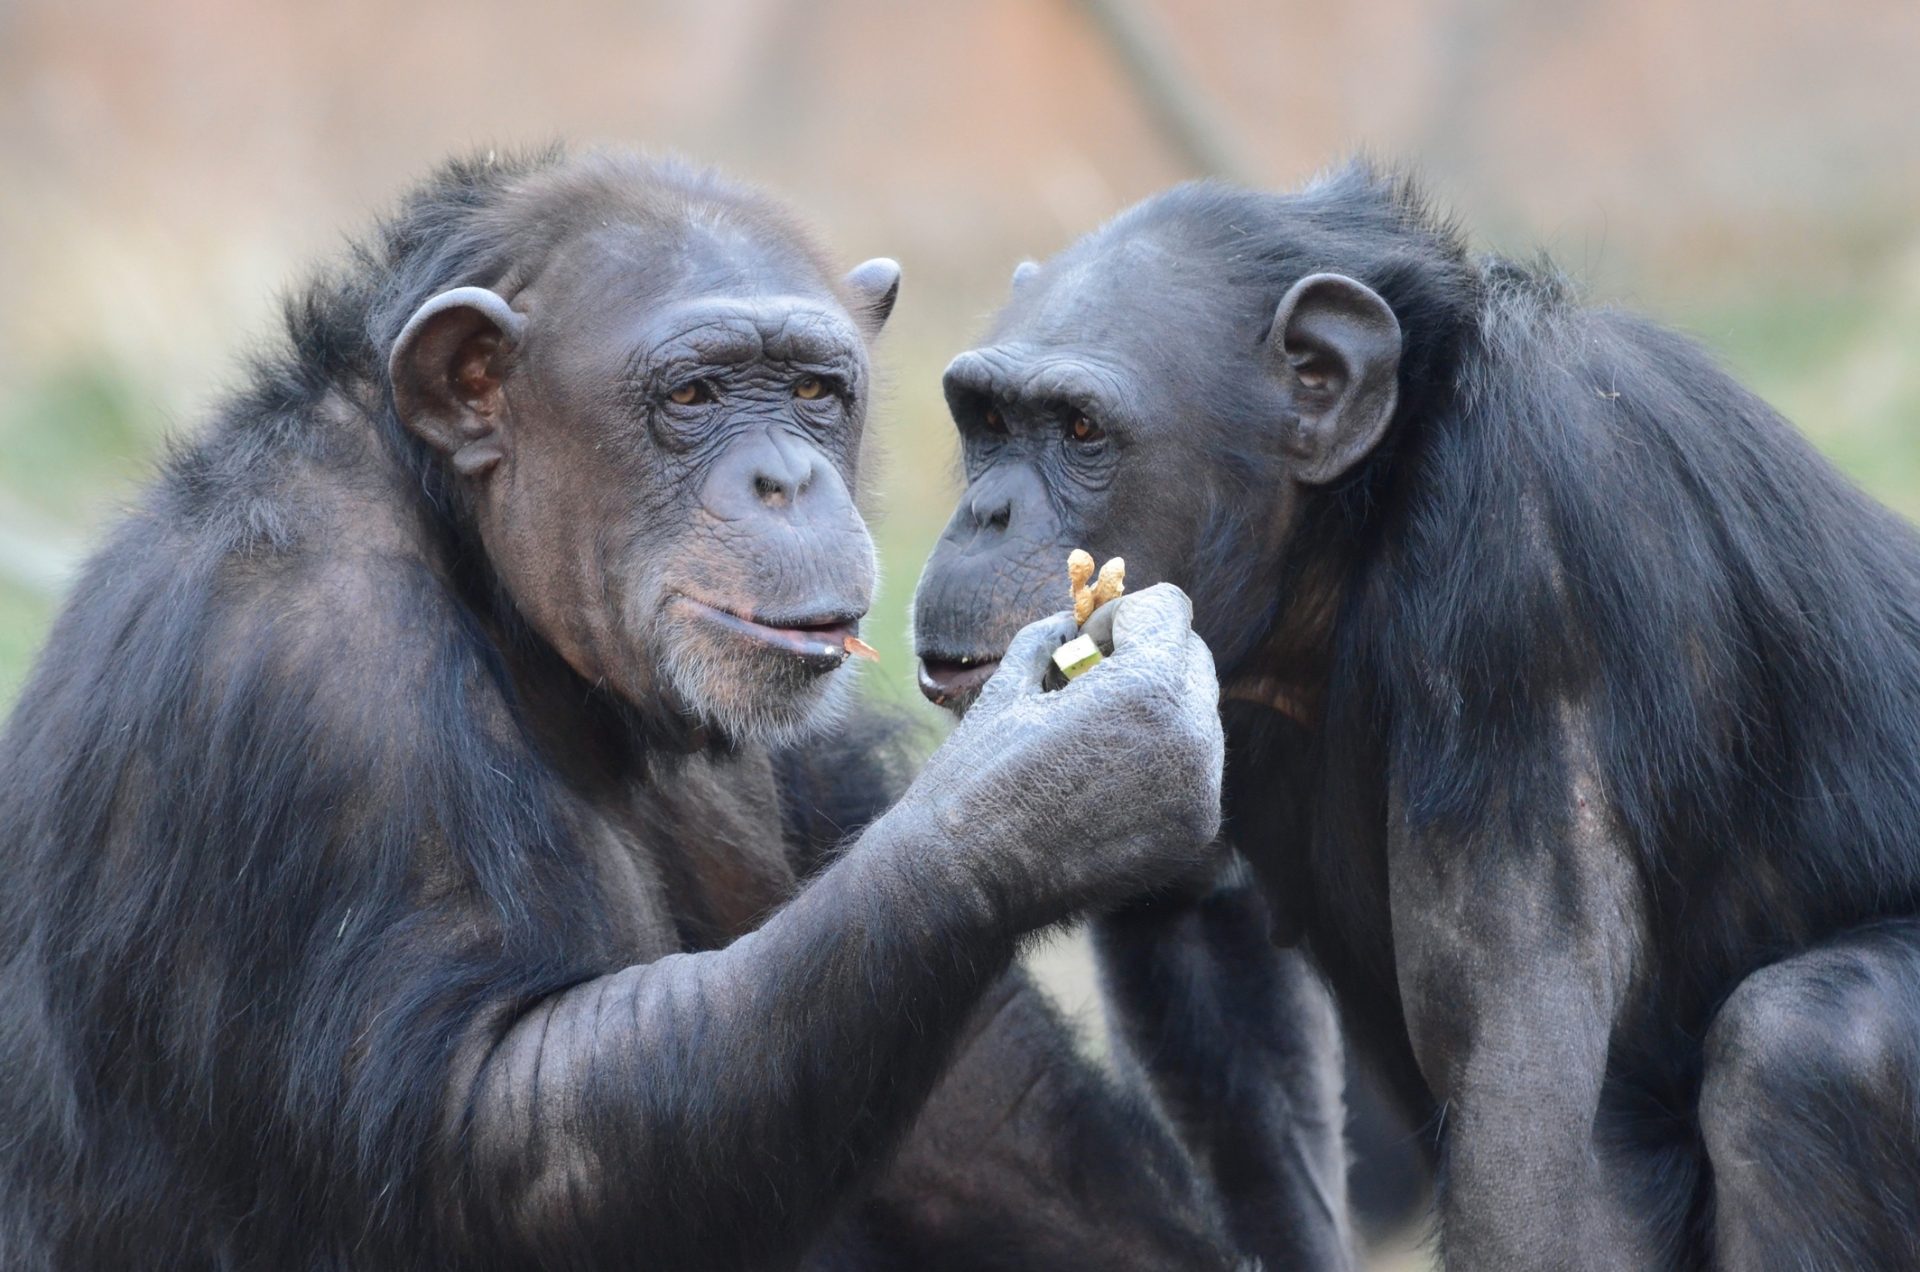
[916,161,1920,1266]
[1221,168,1920,1264]
[0,151,1241,1271]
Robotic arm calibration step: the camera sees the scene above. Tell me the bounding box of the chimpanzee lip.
[678,597,864,670]
[916,652,1004,705]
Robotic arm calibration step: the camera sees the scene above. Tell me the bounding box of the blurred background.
[3,0,1917,1263]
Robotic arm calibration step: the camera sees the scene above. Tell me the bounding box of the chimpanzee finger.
[1088,583,1195,656]
[1181,633,1223,711]
[973,611,1079,712]
[1080,597,1120,651]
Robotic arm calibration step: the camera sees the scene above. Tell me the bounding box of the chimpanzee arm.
[1094,867,1357,1272]
[444,595,1224,1269]
[1389,716,1658,1269]
[772,709,1242,1268]
[1085,704,1359,1268]
[28,573,1216,1270]
[447,809,1015,1269]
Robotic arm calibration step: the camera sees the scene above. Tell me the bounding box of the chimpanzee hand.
[903,583,1225,932]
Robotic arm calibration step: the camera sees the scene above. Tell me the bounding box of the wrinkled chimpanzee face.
[913,214,1402,713]
[390,213,899,744]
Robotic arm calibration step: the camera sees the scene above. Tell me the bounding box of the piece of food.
[1069,549,1097,624]
[1069,549,1124,626]
[1090,556,1125,611]
[1051,632,1104,680]
[843,635,880,662]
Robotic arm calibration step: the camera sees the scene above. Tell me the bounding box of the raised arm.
[445,588,1225,1268]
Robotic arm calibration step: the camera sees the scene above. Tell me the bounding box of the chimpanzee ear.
[1010,260,1041,291]
[388,287,526,479]
[1266,272,1402,485]
[843,258,901,335]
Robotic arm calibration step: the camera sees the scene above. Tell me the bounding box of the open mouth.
[916,652,1004,706]
[681,598,864,671]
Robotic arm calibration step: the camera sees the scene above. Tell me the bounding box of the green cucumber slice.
[1052,633,1104,680]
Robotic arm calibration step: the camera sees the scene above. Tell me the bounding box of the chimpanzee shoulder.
[1341,233,1920,912]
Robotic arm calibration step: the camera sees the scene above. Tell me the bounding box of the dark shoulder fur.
[0,147,869,1269]
[1309,184,1920,1003]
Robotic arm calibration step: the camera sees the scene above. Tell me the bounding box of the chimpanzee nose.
[751,432,819,509]
[701,429,847,525]
[964,471,1017,534]
[967,488,1012,533]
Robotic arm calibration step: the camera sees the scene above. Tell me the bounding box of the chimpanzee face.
[913,215,1402,713]
[390,212,899,744]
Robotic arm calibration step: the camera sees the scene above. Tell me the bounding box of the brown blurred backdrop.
[2,2,1917,1260]
[4,0,1919,705]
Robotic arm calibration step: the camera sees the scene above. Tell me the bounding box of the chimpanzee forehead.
[991,229,1251,358]
[539,214,842,317]
[951,220,1279,431]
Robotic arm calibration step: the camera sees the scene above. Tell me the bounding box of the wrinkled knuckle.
[1143,683,1195,730]
[1144,792,1218,850]
[1180,743,1224,800]
[1118,687,1176,737]
[1187,641,1220,684]
[1170,720,1223,781]
[1177,799,1223,846]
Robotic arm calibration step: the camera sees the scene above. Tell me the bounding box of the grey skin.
[386,169,1233,1265]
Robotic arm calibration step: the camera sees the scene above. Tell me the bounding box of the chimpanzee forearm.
[1094,870,1355,1271]
[1420,989,1659,1270]
[447,591,1220,1270]
[452,811,1015,1269]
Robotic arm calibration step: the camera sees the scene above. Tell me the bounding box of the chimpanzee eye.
[982,407,1007,435]
[668,380,714,406]
[1067,413,1105,443]
[793,375,828,400]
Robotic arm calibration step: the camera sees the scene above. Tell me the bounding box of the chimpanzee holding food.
[0,150,1263,1271]
[914,162,1920,1269]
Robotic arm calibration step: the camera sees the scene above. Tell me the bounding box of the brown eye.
[668,381,712,406]
[793,375,827,400]
[1068,413,1104,443]
[983,407,1007,434]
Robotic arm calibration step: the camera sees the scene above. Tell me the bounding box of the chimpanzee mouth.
[679,598,865,672]
[916,653,1003,706]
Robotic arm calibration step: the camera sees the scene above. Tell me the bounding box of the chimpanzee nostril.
[968,489,1013,533]
[753,453,817,508]
[707,430,841,522]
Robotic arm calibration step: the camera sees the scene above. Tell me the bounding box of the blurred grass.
[0,360,156,517]
[0,266,1917,711]
[1688,289,1920,520]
